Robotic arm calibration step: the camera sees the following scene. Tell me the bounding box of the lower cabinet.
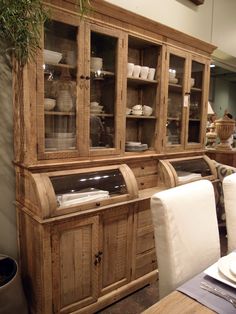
[17,201,157,314]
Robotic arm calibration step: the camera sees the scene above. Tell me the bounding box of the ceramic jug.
[57,89,73,112]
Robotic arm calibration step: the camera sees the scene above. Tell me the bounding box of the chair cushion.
[223,173,236,253]
[151,180,221,298]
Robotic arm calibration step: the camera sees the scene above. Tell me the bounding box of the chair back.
[223,173,236,253]
[151,180,221,298]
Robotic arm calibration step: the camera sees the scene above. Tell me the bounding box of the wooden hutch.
[13,1,217,313]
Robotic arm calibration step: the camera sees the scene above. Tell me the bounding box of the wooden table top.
[142,291,215,314]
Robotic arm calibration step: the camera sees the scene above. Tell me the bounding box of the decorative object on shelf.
[91,57,103,71]
[44,98,56,111]
[52,68,75,112]
[215,116,235,150]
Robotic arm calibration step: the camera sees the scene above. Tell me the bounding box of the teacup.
[133,65,141,78]
[147,68,156,80]
[140,66,149,79]
[127,63,134,77]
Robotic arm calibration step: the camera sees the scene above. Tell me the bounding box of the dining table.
[142,252,236,314]
[142,290,215,313]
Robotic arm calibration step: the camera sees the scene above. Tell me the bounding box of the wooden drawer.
[135,249,157,279]
[136,225,155,255]
[136,175,158,190]
[129,160,158,178]
[137,203,153,229]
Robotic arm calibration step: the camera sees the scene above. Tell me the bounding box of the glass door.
[186,56,208,148]
[165,48,188,151]
[85,24,125,156]
[39,18,82,157]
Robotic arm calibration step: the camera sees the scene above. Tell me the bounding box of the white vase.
[57,90,73,112]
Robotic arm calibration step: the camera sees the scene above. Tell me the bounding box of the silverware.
[200,281,236,308]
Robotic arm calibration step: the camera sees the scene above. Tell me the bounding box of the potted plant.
[0,0,91,67]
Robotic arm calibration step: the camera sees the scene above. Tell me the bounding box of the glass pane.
[90,32,117,149]
[44,20,78,151]
[50,169,127,207]
[171,158,211,184]
[188,61,204,143]
[166,54,185,145]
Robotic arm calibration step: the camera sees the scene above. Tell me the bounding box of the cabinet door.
[125,35,162,153]
[37,12,87,159]
[99,206,133,295]
[85,23,126,156]
[164,46,189,152]
[185,55,209,149]
[51,216,99,313]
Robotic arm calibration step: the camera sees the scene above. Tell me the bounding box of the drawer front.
[137,202,153,229]
[135,249,157,279]
[136,226,155,255]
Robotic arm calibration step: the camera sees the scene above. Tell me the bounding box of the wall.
[0,45,17,259]
[106,0,236,61]
[213,77,236,119]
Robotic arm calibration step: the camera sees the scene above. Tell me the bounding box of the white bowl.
[143,105,153,116]
[44,49,62,64]
[90,101,99,106]
[132,109,143,116]
[44,98,56,111]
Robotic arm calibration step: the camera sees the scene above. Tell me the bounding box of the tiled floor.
[97,227,227,314]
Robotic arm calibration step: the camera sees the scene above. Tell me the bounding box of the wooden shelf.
[127,76,158,86]
[126,115,156,119]
[44,63,76,70]
[45,111,76,116]
[191,87,202,92]
[90,113,114,117]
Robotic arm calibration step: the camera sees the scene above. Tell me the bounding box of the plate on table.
[218,253,236,282]
[204,252,236,288]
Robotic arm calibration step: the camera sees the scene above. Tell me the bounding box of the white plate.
[204,252,236,289]
[218,253,236,282]
[230,261,236,276]
[125,141,142,146]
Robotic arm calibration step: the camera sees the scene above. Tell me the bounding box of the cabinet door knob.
[85,76,90,80]
[80,75,85,79]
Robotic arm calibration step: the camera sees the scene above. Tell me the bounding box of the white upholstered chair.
[223,172,236,253]
[151,179,221,298]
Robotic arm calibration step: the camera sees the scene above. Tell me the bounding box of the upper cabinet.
[13,2,215,166]
[163,46,209,152]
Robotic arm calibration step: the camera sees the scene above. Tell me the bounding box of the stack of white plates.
[90,105,103,114]
[169,77,178,84]
[125,141,148,151]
